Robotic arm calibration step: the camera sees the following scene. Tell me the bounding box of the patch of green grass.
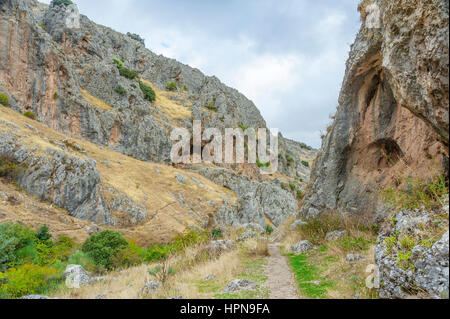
[338,236,372,252]
[289,254,334,298]
[382,174,448,211]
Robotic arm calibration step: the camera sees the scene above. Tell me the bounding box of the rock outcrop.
[375,197,449,299]
[300,0,449,220]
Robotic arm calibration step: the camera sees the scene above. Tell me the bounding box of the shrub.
[297,189,304,200]
[144,245,172,262]
[118,67,138,80]
[265,225,274,235]
[81,230,129,270]
[238,123,249,131]
[53,92,58,100]
[35,225,52,243]
[67,250,95,271]
[51,0,73,6]
[171,229,208,251]
[211,227,223,239]
[0,94,10,106]
[0,223,36,272]
[205,100,218,112]
[299,143,313,151]
[0,264,61,298]
[256,158,270,168]
[23,111,36,120]
[289,182,296,191]
[166,81,178,92]
[183,85,188,91]
[286,154,295,163]
[382,174,448,211]
[112,58,138,80]
[0,153,22,179]
[115,85,127,95]
[301,160,310,168]
[147,261,175,285]
[139,81,156,102]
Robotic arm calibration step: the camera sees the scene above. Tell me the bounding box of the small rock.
[325,230,347,241]
[290,219,307,231]
[141,281,161,294]
[290,240,314,254]
[168,296,183,299]
[95,291,109,299]
[346,254,366,262]
[205,240,234,256]
[20,295,53,299]
[205,274,216,281]
[175,174,187,184]
[223,279,257,293]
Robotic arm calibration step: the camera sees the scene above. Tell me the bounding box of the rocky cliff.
[300,0,449,220]
[0,0,316,239]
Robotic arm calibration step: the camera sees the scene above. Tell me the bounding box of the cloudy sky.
[42,0,361,148]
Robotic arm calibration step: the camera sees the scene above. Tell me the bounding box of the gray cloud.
[41,0,361,148]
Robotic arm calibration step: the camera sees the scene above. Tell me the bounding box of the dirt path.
[264,243,299,299]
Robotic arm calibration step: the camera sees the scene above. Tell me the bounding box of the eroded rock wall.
[300,0,449,220]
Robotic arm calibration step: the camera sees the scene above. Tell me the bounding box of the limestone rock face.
[375,200,449,299]
[189,165,297,228]
[300,0,449,220]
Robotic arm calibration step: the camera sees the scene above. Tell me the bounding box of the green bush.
[301,160,310,168]
[0,94,10,106]
[23,111,36,120]
[0,264,61,298]
[119,67,138,80]
[51,0,73,6]
[265,225,274,235]
[205,100,218,112]
[183,85,188,91]
[256,159,270,168]
[81,230,129,270]
[35,225,52,243]
[67,250,95,271]
[297,189,304,200]
[139,81,156,102]
[112,58,138,80]
[171,229,208,251]
[0,223,36,272]
[289,182,296,191]
[0,153,21,179]
[166,81,178,92]
[53,92,58,100]
[286,154,295,163]
[144,245,172,262]
[115,85,127,95]
[211,227,223,240]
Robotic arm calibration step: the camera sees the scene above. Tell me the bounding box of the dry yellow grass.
[0,106,237,245]
[51,244,244,299]
[80,89,114,111]
[140,79,192,123]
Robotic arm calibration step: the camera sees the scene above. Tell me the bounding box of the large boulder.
[290,241,314,255]
[64,265,92,288]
